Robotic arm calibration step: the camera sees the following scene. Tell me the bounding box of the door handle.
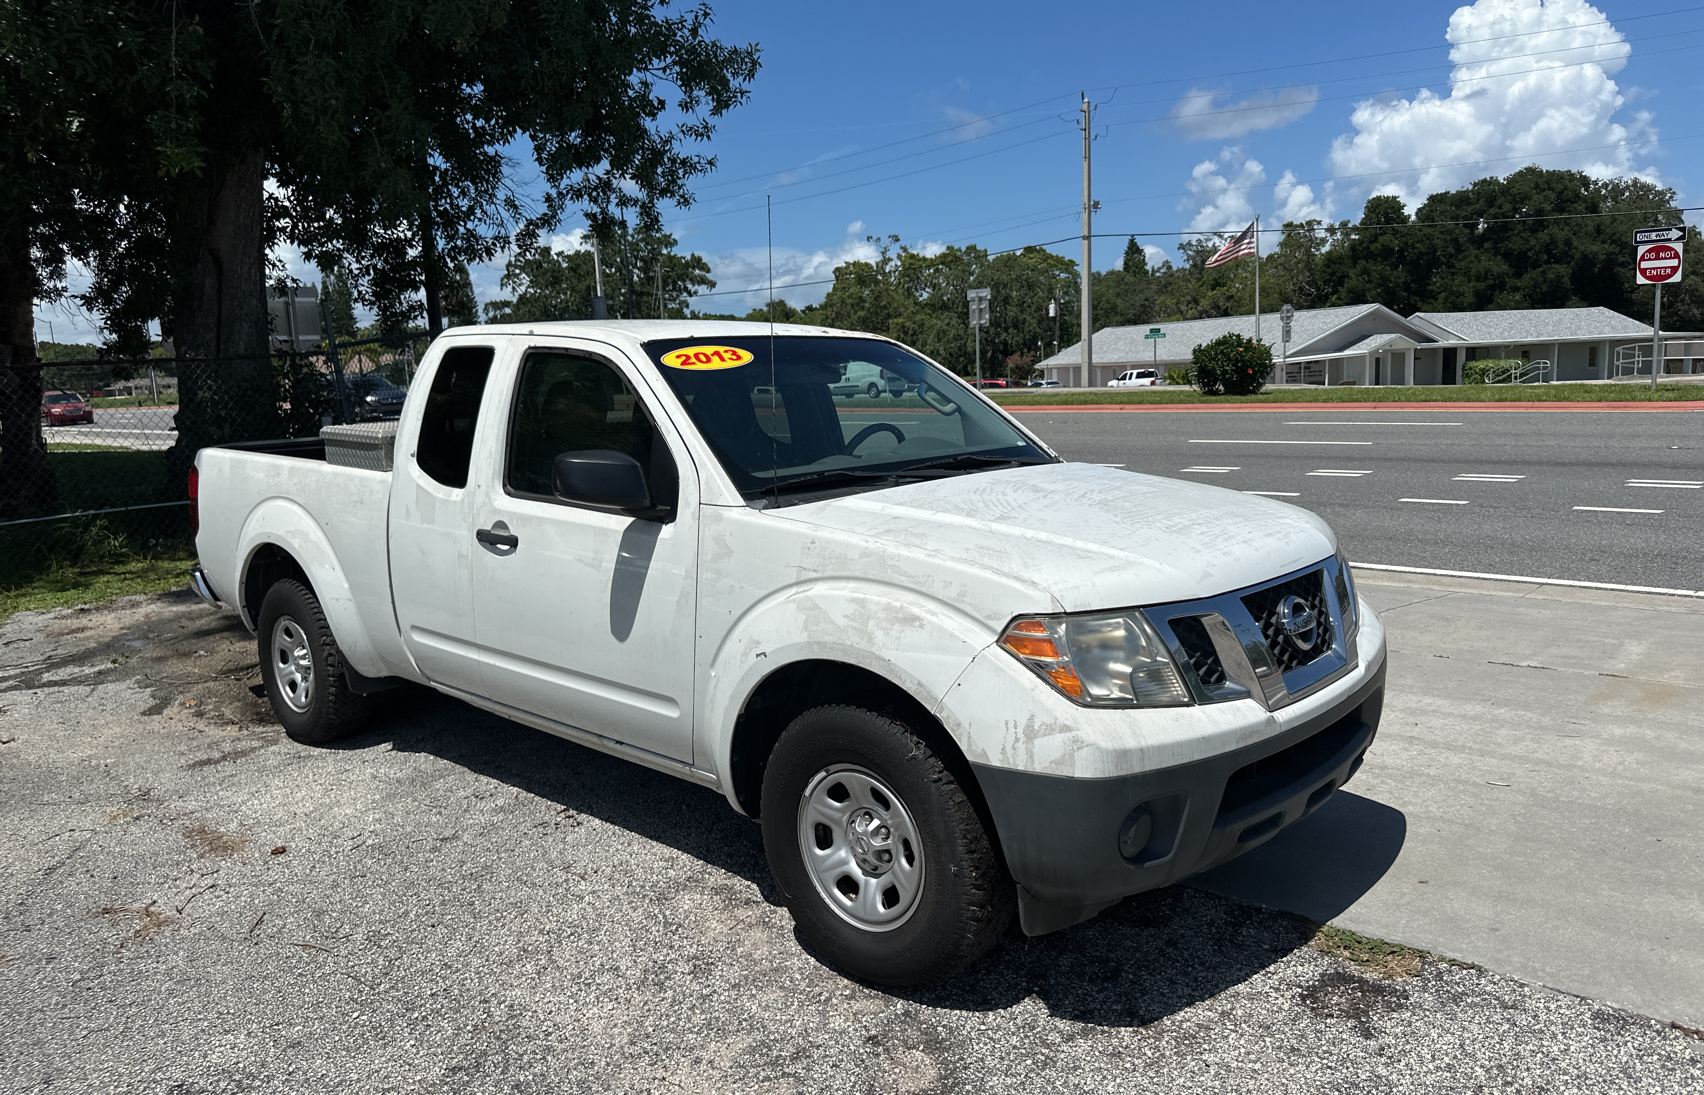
[476,527,519,549]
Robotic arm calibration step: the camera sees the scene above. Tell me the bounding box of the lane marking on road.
[1399,497,1471,505]
[1454,473,1526,482]
[1180,466,1240,473]
[1626,479,1702,488]
[1093,463,1127,467]
[1574,506,1665,514]
[1286,421,1463,426]
[1307,469,1372,477]
[1188,439,1373,445]
[1242,490,1300,497]
[1349,561,1703,598]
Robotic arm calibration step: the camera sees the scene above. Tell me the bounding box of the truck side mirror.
[552,450,652,513]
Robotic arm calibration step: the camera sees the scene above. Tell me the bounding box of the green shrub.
[1464,359,1524,384]
[1164,365,1194,387]
[1190,333,1272,396]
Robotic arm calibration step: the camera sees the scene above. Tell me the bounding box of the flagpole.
[1253,214,1261,347]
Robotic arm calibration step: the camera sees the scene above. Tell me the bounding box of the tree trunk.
[421,210,443,335]
[0,225,58,521]
[165,150,272,481]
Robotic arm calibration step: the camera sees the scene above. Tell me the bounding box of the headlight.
[1334,549,1360,640]
[999,610,1191,707]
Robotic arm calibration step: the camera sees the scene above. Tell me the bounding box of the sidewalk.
[1193,570,1704,1028]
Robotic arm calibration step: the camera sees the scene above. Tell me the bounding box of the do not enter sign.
[1636,241,1683,284]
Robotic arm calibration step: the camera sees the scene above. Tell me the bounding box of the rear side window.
[416,346,494,488]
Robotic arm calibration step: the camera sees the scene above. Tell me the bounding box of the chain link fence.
[0,337,423,595]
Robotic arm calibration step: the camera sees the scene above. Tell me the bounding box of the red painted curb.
[1000,400,1704,413]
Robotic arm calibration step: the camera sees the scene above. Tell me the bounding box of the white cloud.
[698,219,943,313]
[1171,86,1319,141]
[1325,0,1658,212]
[941,105,995,143]
[1184,147,1266,235]
[1274,170,1328,223]
[1142,244,1169,270]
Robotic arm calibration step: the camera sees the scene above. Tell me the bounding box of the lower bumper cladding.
[971,660,1386,936]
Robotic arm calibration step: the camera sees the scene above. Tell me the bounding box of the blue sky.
[35,0,1704,341]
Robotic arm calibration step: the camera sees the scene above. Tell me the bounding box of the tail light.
[187,465,200,537]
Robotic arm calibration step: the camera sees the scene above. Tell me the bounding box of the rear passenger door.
[389,343,500,696]
[468,345,699,764]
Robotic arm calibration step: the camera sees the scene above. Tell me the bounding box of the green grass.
[0,550,194,623]
[1307,924,1477,978]
[47,442,136,452]
[990,382,1704,407]
[88,394,178,408]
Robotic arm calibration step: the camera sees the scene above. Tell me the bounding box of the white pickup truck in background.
[190,321,1385,985]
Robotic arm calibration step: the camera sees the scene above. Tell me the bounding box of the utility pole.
[1080,93,1094,388]
[591,235,608,320]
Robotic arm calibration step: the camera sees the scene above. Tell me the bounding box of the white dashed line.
[1574,506,1665,514]
[1093,463,1127,467]
[1626,479,1701,489]
[1180,466,1240,473]
[1400,497,1470,505]
[1454,474,1526,482]
[1285,421,1462,426]
[1242,490,1300,497]
[1350,562,1703,598]
[1306,469,1372,477]
[1189,439,1373,445]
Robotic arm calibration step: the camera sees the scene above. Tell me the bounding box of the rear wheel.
[761,705,1012,986]
[257,579,370,744]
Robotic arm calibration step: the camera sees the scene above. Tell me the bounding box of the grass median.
[990,382,1704,407]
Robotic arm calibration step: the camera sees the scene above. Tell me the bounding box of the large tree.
[5,0,759,486]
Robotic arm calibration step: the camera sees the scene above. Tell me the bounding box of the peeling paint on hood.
[771,462,1337,612]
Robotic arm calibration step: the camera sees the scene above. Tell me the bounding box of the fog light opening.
[1117,806,1154,861]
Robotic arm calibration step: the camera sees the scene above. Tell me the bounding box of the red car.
[41,390,95,426]
[975,378,1009,389]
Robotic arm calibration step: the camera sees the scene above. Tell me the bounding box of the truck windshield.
[642,336,1052,502]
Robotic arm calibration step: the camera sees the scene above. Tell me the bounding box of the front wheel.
[257,579,370,745]
[761,705,1012,986]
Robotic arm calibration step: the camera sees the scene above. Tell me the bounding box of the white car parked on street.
[1109,368,1161,388]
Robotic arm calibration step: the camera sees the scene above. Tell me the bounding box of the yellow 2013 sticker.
[662,345,754,370]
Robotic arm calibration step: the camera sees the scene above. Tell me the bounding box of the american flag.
[1205,221,1257,268]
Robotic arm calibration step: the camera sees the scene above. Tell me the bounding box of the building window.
[1466,347,1482,362]
[1589,346,1599,370]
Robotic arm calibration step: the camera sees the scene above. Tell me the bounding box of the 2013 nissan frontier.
[189,321,1386,985]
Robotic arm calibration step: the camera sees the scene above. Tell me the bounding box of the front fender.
[237,498,387,679]
[698,579,996,809]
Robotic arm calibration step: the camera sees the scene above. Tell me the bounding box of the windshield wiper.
[896,454,1051,474]
[765,467,948,496]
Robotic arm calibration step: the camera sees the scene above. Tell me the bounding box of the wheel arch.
[725,659,1006,870]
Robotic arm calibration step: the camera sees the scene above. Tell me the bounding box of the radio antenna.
[767,195,779,509]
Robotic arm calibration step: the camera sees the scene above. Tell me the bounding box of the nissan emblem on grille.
[1277,595,1318,651]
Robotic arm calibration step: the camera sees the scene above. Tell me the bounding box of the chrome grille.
[1241,569,1334,674]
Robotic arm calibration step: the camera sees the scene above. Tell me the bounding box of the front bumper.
[972,660,1385,935]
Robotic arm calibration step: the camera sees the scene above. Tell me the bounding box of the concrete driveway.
[2,584,1701,1094]
[1195,570,1704,1029]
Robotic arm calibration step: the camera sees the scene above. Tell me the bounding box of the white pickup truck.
[190,321,1385,986]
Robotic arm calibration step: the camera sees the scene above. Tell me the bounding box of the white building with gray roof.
[1038,304,1701,387]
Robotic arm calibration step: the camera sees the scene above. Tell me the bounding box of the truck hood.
[774,461,1337,612]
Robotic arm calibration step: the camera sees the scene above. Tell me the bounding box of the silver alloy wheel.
[796,763,925,931]
[269,616,314,714]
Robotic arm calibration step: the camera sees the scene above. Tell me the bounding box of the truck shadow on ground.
[351,687,1407,1029]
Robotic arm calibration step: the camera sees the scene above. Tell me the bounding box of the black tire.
[865,382,880,399]
[760,705,1013,986]
[256,579,370,745]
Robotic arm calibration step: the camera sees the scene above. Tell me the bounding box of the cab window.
[504,352,679,515]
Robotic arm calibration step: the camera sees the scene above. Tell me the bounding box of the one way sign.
[1634,226,1686,244]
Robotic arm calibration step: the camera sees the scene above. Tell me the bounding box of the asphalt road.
[43,407,178,451]
[1014,407,1704,592]
[3,591,1703,1094]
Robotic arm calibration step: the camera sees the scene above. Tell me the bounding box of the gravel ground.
[3,591,1701,1094]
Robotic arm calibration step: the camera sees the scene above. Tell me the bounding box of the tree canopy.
[485,227,715,323]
